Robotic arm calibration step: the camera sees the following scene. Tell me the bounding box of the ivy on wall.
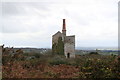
[52,37,64,55]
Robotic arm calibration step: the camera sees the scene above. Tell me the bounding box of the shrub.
[23,53,44,61]
[22,58,46,69]
[49,59,68,65]
[2,54,12,65]
[43,71,59,78]
[79,57,117,78]
[33,53,42,58]
[2,54,25,65]
[89,52,99,55]
[49,56,68,65]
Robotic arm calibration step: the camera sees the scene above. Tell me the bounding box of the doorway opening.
[67,53,70,58]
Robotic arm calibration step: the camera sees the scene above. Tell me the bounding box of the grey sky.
[0,0,119,48]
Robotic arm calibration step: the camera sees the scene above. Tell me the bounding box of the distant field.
[2,50,120,78]
[75,50,118,55]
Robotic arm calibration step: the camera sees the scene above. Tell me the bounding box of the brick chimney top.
[62,19,66,30]
[62,19,66,36]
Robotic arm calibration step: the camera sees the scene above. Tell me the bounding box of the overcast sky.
[0,0,119,48]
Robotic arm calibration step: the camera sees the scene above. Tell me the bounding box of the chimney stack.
[62,19,66,36]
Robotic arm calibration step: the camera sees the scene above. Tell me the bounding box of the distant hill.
[76,47,118,50]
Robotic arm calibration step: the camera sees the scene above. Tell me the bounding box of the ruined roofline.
[52,31,61,37]
[66,35,75,37]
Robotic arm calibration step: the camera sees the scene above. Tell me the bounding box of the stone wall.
[52,31,63,45]
[52,32,75,58]
[64,36,75,58]
[65,36,75,44]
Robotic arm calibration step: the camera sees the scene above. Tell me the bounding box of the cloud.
[0,0,118,47]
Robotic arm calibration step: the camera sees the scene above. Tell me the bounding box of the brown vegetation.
[2,51,120,78]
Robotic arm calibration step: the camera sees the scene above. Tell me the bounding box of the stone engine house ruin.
[52,19,75,58]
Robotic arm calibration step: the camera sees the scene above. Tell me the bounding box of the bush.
[33,53,42,58]
[89,52,99,55]
[50,59,68,65]
[49,56,68,65]
[22,58,47,69]
[2,54,25,65]
[79,57,117,78]
[2,54,12,65]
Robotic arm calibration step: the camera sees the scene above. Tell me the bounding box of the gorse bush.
[2,52,120,78]
[49,56,69,65]
[33,53,42,58]
[89,52,99,55]
[22,59,40,69]
[79,57,118,78]
[2,54,12,65]
[2,54,25,65]
[49,59,68,65]
[23,52,43,57]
